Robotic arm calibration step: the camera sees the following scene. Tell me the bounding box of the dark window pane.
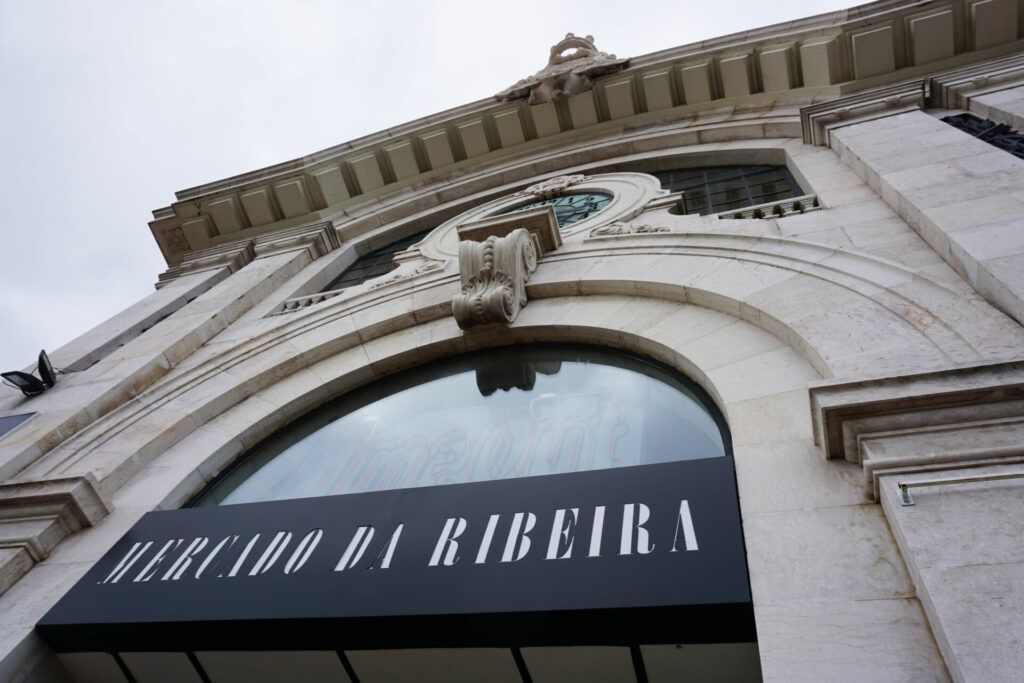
[321,229,432,292]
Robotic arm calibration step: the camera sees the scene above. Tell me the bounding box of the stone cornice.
[156,240,256,288]
[157,221,339,288]
[252,221,341,260]
[928,52,1024,109]
[800,80,927,145]
[810,360,1024,499]
[0,475,110,595]
[148,1,1024,266]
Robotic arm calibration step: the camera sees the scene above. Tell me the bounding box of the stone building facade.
[2,1,1024,681]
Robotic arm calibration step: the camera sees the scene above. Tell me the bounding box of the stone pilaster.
[811,361,1024,682]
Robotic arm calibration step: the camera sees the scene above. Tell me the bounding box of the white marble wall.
[970,84,1024,132]
[830,109,1024,326]
[880,464,1024,682]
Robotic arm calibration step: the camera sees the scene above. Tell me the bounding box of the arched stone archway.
[23,292,949,680]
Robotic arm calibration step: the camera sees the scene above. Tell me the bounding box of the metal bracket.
[897,471,1024,506]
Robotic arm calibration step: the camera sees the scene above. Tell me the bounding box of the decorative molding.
[716,194,820,219]
[809,360,1024,499]
[0,475,110,595]
[800,80,927,146]
[148,7,1024,257]
[496,34,628,105]
[453,228,539,330]
[589,222,671,236]
[421,173,664,259]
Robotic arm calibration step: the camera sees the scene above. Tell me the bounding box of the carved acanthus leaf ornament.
[496,34,628,105]
[453,228,539,329]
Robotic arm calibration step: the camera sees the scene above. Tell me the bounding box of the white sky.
[0,0,852,370]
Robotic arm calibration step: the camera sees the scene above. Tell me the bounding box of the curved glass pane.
[193,346,728,506]
[500,192,612,229]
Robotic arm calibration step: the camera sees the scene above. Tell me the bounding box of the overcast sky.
[0,0,852,371]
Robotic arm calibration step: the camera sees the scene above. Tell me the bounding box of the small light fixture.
[1,350,59,397]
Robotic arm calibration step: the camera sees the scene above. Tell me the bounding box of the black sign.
[38,458,753,652]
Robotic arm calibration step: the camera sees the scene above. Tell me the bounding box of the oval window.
[193,345,729,506]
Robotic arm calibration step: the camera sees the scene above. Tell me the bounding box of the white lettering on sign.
[98,499,700,582]
[501,512,536,563]
[98,541,152,584]
[620,503,655,555]
[284,529,323,574]
[546,508,579,560]
[671,500,699,552]
[429,517,467,567]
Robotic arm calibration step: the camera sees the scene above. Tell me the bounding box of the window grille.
[942,113,1024,160]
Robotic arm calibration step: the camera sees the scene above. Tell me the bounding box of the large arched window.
[193,345,729,506]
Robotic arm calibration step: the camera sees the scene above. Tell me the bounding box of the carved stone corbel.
[453,229,538,329]
[452,206,561,330]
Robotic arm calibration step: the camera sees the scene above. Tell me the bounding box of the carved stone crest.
[496,34,629,105]
[452,228,538,329]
